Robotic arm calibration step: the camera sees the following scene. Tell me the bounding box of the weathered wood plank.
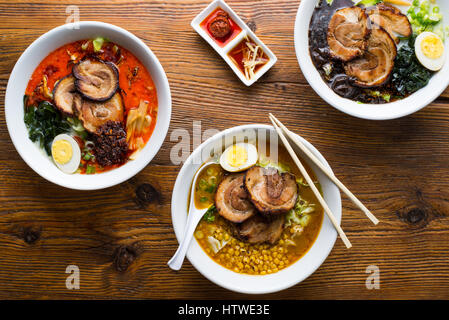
[0,159,448,299]
[0,0,448,299]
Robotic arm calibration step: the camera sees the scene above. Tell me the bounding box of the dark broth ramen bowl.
[171,124,341,294]
[294,0,449,120]
[5,21,171,190]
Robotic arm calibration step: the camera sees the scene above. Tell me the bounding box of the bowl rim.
[5,21,171,190]
[171,124,341,294]
[294,0,449,120]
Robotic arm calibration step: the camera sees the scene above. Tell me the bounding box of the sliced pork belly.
[73,58,119,102]
[74,92,124,133]
[244,166,298,216]
[235,214,285,245]
[53,75,76,116]
[215,174,256,223]
[327,6,370,62]
[344,27,397,88]
[367,3,412,44]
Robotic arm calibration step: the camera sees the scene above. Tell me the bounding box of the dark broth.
[309,0,404,104]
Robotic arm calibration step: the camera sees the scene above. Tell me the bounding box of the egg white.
[219,143,258,172]
[51,134,81,174]
[415,32,446,71]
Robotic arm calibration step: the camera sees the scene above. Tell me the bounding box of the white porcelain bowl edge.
[5,21,172,190]
[171,124,341,294]
[294,0,449,120]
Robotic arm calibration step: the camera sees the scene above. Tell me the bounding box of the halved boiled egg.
[415,32,446,71]
[219,143,258,172]
[51,134,81,174]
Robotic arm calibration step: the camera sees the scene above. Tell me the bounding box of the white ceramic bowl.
[294,0,449,120]
[171,124,341,294]
[5,21,171,190]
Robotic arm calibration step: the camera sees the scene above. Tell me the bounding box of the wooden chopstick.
[269,113,379,225]
[269,116,352,249]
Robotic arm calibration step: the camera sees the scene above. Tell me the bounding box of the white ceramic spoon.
[168,161,216,271]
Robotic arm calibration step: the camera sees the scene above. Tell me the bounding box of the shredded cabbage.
[258,155,291,173]
[207,236,229,254]
[67,117,88,140]
[81,41,90,51]
[286,194,316,227]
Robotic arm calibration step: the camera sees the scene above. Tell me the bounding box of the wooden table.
[1,0,448,300]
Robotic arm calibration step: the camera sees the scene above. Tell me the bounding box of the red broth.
[25,39,158,174]
[200,8,242,47]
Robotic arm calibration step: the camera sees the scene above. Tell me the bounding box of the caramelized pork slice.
[215,174,256,223]
[244,166,298,215]
[74,92,124,133]
[367,3,412,43]
[344,27,397,88]
[53,75,76,116]
[235,214,285,245]
[73,58,119,101]
[327,6,370,62]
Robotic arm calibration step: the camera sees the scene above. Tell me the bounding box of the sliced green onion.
[93,37,106,52]
[86,165,96,174]
[382,93,391,102]
[83,153,93,161]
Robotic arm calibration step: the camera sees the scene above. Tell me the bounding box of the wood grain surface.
[1,0,449,300]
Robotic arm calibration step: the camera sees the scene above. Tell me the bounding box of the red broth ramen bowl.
[5,21,171,190]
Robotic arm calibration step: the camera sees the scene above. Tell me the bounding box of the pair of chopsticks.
[269,113,379,249]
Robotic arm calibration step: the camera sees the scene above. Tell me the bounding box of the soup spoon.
[168,161,216,271]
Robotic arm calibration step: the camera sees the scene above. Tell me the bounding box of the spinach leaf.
[391,36,434,96]
[24,99,72,155]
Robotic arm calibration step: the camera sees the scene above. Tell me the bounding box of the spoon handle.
[167,211,203,271]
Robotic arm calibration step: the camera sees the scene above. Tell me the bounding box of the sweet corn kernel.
[194,210,319,275]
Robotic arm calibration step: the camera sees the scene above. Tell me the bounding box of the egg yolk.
[421,35,444,59]
[52,140,73,165]
[226,145,247,167]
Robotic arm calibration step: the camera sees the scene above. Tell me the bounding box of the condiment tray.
[191,0,277,86]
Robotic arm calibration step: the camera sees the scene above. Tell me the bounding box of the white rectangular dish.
[191,0,277,86]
